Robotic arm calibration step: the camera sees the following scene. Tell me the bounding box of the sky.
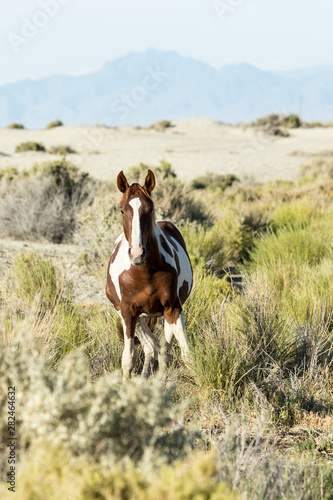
[1,0,332,86]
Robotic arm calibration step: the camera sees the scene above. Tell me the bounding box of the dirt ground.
[1,119,332,184]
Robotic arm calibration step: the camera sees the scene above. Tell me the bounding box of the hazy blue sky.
[1,0,332,85]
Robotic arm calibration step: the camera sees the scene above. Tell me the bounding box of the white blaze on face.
[129,197,142,258]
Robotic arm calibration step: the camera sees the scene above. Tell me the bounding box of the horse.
[106,169,193,378]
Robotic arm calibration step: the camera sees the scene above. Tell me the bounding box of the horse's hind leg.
[165,310,190,364]
[135,319,159,378]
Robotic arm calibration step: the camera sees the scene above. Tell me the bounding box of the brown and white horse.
[106,169,193,378]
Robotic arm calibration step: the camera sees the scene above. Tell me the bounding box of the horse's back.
[157,220,193,305]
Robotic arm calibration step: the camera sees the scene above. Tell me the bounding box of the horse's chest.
[120,270,175,303]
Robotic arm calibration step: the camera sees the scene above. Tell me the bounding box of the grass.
[2,163,333,498]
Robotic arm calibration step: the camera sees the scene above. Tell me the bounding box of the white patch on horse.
[155,223,192,303]
[129,197,142,258]
[109,235,131,302]
[166,311,190,361]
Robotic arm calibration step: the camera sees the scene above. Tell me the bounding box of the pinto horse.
[106,169,193,377]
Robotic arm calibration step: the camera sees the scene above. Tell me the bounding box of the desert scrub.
[1,252,123,370]
[191,173,240,193]
[0,345,193,465]
[0,160,95,243]
[181,207,268,274]
[0,167,19,182]
[46,119,63,129]
[300,158,333,179]
[7,122,24,129]
[48,145,77,155]
[0,445,237,500]
[15,141,46,153]
[149,120,173,132]
[128,160,177,182]
[9,252,63,311]
[245,220,333,320]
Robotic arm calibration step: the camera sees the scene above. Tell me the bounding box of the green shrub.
[7,122,24,129]
[0,445,237,500]
[191,173,240,192]
[283,113,301,129]
[128,161,176,182]
[15,142,46,153]
[46,119,63,129]
[48,145,77,155]
[149,120,173,132]
[181,207,268,273]
[0,167,19,182]
[10,252,63,311]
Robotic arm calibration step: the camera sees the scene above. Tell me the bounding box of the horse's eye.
[150,208,154,213]
[121,209,124,215]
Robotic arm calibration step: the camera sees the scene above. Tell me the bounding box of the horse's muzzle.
[129,247,146,265]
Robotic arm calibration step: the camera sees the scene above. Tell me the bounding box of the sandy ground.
[0,119,332,183]
[0,238,107,305]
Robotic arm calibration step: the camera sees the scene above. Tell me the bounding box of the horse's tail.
[116,317,157,345]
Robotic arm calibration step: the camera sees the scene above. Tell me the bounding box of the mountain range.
[1,49,333,128]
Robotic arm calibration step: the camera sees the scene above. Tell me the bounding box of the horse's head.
[117,169,156,265]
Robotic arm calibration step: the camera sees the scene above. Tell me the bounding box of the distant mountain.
[1,49,333,128]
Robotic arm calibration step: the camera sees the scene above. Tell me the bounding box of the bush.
[182,208,268,273]
[15,142,46,153]
[46,119,63,129]
[300,159,333,179]
[149,120,173,132]
[253,113,302,129]
[0,160,94,243]
[10,252,62,310]
[0,445,237,500]
[191,173,240,192]
[7,123,24,129]
[0,167,18,182]
[48,145,77,155]
[0,345,192,466]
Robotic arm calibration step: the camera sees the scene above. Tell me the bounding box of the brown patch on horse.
[110,240,121,263]
[106,279,120,310]
[173,250,181,275]
[116,317,140,345]
[179,280,190,304]
[160,234,173,257]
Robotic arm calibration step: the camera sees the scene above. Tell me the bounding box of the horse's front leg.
[135,319,159,378]
[119,309,138,378]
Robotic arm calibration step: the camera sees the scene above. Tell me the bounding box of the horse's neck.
[145,222,162,267]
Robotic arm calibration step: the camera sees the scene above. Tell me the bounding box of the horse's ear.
[117,171,129,193]
[144,170,155,194]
